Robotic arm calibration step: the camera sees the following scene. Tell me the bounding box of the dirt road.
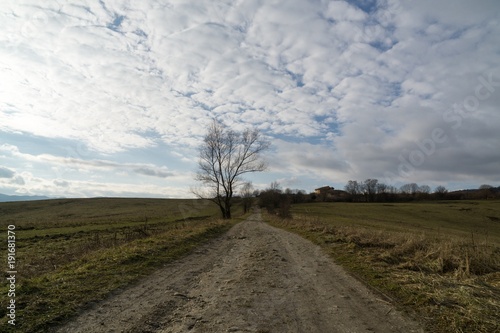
[52,211,423,333]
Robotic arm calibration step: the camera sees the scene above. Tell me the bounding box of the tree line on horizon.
[193,119,498,220]
[341,179,499,202]
[255,181,500,217]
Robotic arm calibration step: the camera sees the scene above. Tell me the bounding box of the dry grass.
[314,222,499,276]
[0,198,244,333]
[267,204,500,333]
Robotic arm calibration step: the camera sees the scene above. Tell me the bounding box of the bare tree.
[434,185,448,199]
[418,185,431,194]
[241,182,254,214]
[409,183,419,196]
[363,178,378,202]
[194,120,270,219]
[269,181,281,193]
[344,180,360,201]
[376,183,388,194]
[400,183,419,196]
[376,182,388,201]
[479,184,493,199]
[258,181,291,218]
[434,185,448,194]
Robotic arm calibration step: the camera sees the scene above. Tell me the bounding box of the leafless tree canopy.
[195,120,270,219]
[241,182,254,214]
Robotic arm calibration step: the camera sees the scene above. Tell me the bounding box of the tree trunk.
[218,203,228,219]
[224,197,231,219]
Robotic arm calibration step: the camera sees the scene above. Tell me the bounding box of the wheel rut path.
[53,211,423,333]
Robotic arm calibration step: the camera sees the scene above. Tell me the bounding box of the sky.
[1,0,500,199]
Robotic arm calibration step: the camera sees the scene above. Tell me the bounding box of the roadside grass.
[0,198,243,333]
[266,201,500,333]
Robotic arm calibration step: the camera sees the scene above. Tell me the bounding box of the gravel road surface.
[52,210,423,333]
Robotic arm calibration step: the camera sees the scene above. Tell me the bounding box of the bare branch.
[194,119,270,219]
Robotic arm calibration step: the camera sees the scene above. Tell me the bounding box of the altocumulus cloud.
[0,166,15,179]
[0,0,499,198]
[134,167,173,178]
[0,166,25,187]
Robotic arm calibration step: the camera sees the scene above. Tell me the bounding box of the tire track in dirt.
[52,210,423,333]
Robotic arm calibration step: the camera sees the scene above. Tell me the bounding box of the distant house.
[315,186,335,195]
[314,186,349,201]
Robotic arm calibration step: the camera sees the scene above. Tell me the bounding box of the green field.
[267,200,500,333]
[2,199,499,332]
[292,201,500,242]
[0,198,241,333]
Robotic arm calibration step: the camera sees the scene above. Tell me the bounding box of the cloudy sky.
[1,0,499,198]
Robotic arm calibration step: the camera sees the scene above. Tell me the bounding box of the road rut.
[52,211,423,333]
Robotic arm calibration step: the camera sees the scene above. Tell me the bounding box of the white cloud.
[270,139,350,181]
[0,166,15,179]
[0,143,195,197]
[327,1,368,22]
[1,0,499,197]
[0,144,176,178]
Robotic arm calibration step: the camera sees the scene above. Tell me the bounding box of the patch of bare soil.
[52,211,423,333]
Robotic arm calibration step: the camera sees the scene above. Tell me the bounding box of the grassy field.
[267,200,500,333]
[0,198,243,333]
[2,199,499,332]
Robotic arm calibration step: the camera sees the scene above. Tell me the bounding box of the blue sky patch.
[0,0,499,197]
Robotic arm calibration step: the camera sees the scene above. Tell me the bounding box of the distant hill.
[448,186,500,199]
[0,193,51,202]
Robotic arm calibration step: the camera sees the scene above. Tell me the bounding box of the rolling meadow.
[1,198,499,332]
[0,198,240,332]
[267,200,500,333]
